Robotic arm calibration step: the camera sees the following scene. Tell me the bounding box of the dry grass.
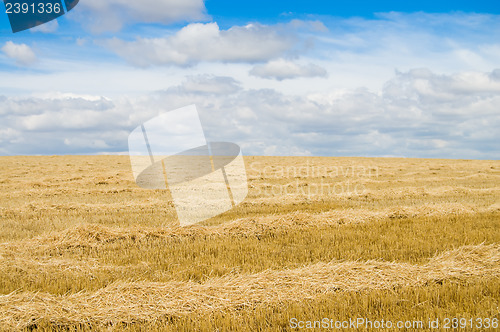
[1,244,499,330]
[0,156,499,330]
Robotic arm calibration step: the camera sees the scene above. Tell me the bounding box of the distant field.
[0,156,499,331]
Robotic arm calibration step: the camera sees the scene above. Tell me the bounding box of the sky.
[0,0,499,158]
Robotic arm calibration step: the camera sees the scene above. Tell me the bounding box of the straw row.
[0,244,498,329]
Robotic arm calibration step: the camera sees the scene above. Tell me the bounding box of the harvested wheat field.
[0,156,499,331]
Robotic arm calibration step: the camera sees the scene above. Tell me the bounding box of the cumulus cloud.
[106,22,296,66]
[0,69,499,158]
[74,0,208,32]
[30,20,58,33]
[0,95,125,154]
[171,75,242,94]
[250,59,328,80]
[150,69,500,159]
[489,69,500,81]
[1,42,37,66]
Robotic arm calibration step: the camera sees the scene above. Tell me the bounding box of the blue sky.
[0,0,499,158]
[207,0,500,21]
[3,0,499,33]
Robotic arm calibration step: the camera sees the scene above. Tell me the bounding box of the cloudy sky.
[0,0,499,158]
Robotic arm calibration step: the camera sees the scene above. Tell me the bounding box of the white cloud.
[173,75,241,94]
[150,69,500,159]
[490,69,500,80]
[0,66,499,157]
[106,22,296,66]
[308,12,500,92]
[1,42,37,66]
[31,92,110,101]
[250,59,328,80]
[0,94,136,154]
[30,20,59,33]
[1,70,499,158]
[64,137,110,149]
[2,13,497,98]
[0,127,21,144]
[74,0,208,32]
[288,19,329,32]
[383,69,500,112]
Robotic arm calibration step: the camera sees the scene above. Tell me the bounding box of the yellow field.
[0,156,499,331]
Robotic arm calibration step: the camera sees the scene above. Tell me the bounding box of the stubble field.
[0,156,499,331]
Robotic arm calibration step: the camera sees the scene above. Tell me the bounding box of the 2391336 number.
[5,2,61,14]
[443,317,498,329]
